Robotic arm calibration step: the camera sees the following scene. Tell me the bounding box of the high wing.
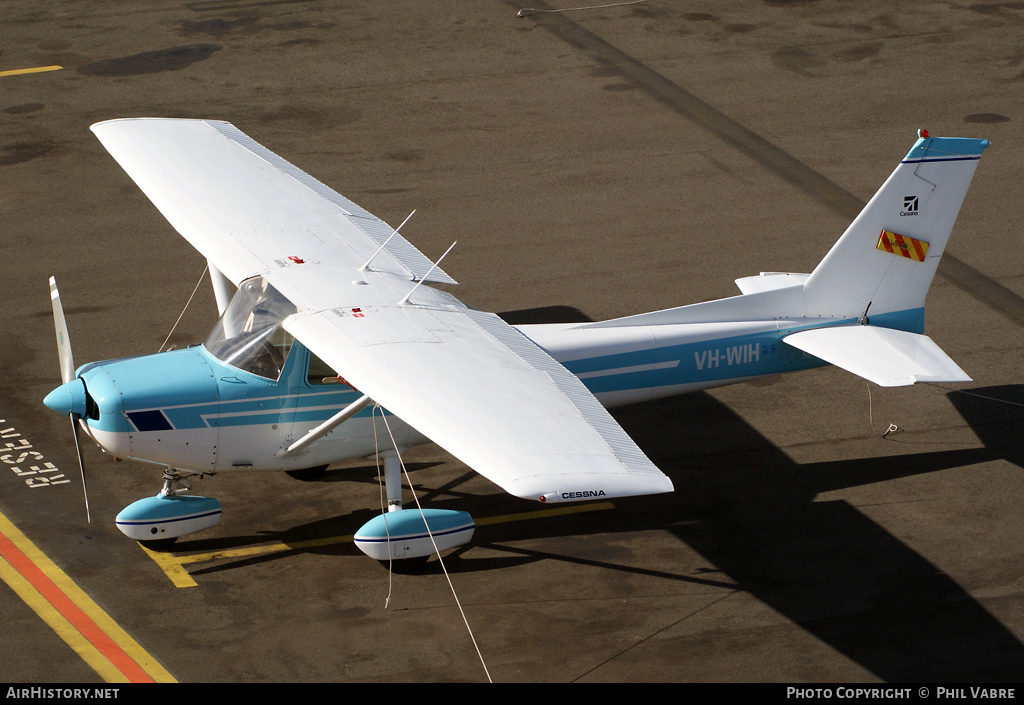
[91,119,456,289]
[91,118,673,502]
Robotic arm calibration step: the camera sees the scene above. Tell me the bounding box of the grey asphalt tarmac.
[2,0,1023,683]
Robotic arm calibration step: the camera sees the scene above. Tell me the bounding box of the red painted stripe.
[892,233,913,259]
[911,238,926,261]
[0,531,154,683]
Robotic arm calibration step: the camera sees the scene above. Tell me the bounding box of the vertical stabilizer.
[803,132,989,324]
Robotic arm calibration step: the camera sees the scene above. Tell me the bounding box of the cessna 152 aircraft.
[43,119,988,567]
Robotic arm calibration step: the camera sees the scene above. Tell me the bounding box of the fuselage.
[67,343,427,472]
[43,275,925,475]
[49,309,914,474]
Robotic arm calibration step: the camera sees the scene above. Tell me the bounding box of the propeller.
[48,277,91,523]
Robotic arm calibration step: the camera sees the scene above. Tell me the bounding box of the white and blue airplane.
[43,120,988,567]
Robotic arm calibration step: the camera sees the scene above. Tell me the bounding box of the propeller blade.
[49,277,75,384]
[49,277,90,523]
[70,415,91,524]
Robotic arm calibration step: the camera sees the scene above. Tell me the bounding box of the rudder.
[803,131,990,326]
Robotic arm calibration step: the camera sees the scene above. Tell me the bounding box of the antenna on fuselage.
[399,241,457,306]
[359,209,416,274]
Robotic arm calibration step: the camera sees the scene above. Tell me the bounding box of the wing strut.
[278,394,372,456]
[208,261,235,316]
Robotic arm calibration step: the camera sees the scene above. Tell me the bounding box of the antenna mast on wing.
[400,241,457,305]
[359,209,416,274]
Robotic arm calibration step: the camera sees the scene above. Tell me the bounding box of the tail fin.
[803,131,990,326]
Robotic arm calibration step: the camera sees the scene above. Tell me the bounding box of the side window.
[307,351,343,386]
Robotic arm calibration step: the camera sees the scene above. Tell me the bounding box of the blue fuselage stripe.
[567,308,923,396]
[85,309,925,433]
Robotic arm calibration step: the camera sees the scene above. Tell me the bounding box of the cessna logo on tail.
[901,196,919,216]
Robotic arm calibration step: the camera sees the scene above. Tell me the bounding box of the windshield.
[204,277,297,380]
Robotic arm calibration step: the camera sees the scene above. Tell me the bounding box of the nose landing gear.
[115,468,222,550]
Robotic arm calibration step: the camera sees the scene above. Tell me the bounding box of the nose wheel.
[116,467,222,550]
[138,536,179,551]
[135,470,198,550]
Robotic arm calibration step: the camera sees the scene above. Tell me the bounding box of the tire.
[138,537,178,551]
[379,555,430,573]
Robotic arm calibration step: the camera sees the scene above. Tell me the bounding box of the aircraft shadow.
[173,376,1024,680]
[946,384,1024,469]
[497,306,593,325]
[607,390,1024,682]
[428,386,1024,681]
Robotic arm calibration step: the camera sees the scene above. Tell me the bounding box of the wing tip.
[514,472,674,504]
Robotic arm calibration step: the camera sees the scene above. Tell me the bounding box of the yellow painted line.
[0,511,176,682]
[140,545,198,588]
[0,65,62,78]
[148,502,616,586]
[176,533,353,567]
[0,557,129,682]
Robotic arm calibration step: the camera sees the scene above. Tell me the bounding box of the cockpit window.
[308,351,343,386]
[204,277,297,380]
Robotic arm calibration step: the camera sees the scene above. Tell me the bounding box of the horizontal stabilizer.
[783,325,970,387]
[735,272,809,295]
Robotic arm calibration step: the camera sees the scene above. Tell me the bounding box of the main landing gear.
[112,452,475,569]
[353,450,475,572]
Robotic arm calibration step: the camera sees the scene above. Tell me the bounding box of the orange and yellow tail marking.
[877,229,929,262]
